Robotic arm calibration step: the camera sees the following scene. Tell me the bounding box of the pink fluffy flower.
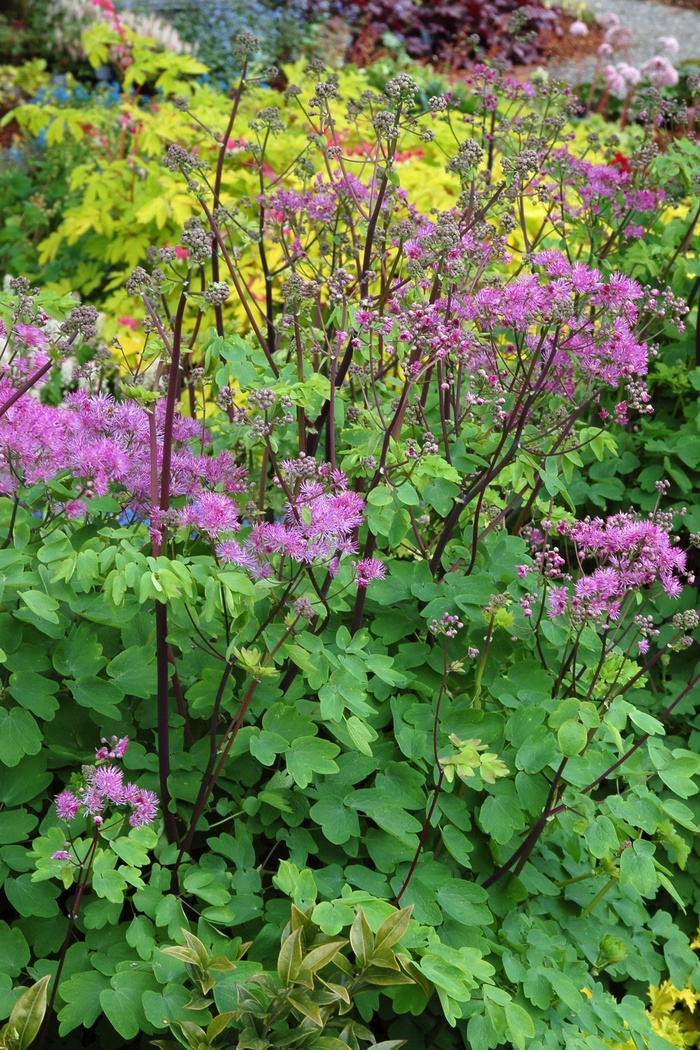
[178,491,240,537]
[89,765,125,804]
[353,559,387,587]
[569,20,588,36]
[13,324,48,349]
[602,65,626,96]
[617,62,641,87]
[55,790,81,820]
[658,35,679,55]
[641,55,679,87]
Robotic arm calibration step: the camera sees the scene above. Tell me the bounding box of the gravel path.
[548,0,700,81]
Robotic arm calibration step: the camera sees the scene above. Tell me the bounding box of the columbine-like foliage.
[0,26,699,1050]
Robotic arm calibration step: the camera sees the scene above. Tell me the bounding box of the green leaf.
[110,836,151,870]
[19,590,59,623]
[658,757,700,799]
[0,753,50,806]
[8,672,59,721]
[0,923,30,979]
[106,647,156,699]
[479,794,525,844]
[182,870,230,907]
[5,974,50,1050]
[92,852,127,904]
[0,709,42,767]
[286,736,340,789]
[100,971,159,1041]
[0,809,38,846]
[557,720,587,757]
[504,1001,535,1050]
[65,676,125,721]
[4,876,59,918]
[249,730,289,766]
[52,624,106,678]
[309,794,359,845]
[57,970,111,1036]
[437,880,492,927]
[619,840,657,896]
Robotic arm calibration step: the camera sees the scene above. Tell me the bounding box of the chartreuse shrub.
[4,13,696,359]
[2,30,700,1050]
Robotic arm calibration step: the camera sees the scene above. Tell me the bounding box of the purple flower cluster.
[54,738,158,829]
[540,149,666,237]
[545,510,688,624]
[218,465,382,585]
[0,380,246,519]
[353,255,653,424]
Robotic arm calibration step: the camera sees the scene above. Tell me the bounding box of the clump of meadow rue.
[1,36,700,1050]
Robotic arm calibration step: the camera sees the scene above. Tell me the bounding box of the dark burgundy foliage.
[306,0,562,66]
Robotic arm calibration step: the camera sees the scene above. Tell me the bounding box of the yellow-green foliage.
[0,58,49,108]
[644,981,700,1048]
[5,20,694,373]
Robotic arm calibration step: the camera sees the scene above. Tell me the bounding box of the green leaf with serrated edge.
[5,975,50,1050]
[277,927,303,985]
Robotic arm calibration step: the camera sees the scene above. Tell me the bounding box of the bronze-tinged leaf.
[161,946,201,967]
[317,979,351,1005]
[396,956,429,995]
[205,1012,236,1042]
[170,1019,206,1050]
[301,939,348,976]
[287,993,323,1027]
[366,948,400,971]
[181,931,211,971]
[361,969,417,987]
[349,910,374,968]
[290,905,314,933]
[277,927,304,986]
[373,907,413,954]
[5,975,50,1050]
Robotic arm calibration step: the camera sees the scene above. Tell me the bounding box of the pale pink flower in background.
[602,64,627,96]
[658,35,679,55]
[641,55,679,87]
[617,62,641,87]
[569,20,588,36]
[598,42,614,59]
[604,24,632,49]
